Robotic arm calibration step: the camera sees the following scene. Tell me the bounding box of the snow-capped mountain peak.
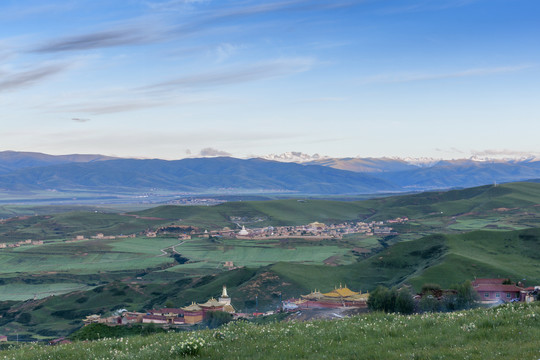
[261,152,329,163]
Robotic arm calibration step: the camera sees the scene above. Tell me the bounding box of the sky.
[1,0,539,160]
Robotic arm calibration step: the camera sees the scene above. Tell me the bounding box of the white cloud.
[199,147,231,157]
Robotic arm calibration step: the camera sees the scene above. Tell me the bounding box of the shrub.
[419,295,441,313]
[204,310,233,329]
[395,288,415,314]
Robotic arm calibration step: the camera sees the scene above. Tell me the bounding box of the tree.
[367,286,395,312]
[395,288,415,314]
[204,311,233,329]
[454,281,479,310]
[368,286,413,314]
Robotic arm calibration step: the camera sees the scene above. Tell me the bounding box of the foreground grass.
[1,302,538,359]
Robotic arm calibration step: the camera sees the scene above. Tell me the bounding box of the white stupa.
[238,225,249,236]
[219,285,231,305]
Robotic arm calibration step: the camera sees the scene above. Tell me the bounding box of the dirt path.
[157,241,184,257]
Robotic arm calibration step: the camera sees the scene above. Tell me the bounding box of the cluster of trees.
[367,281,479,314]
[367,287,415,314]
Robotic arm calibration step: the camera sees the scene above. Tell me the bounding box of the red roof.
[143,314,167,321]
[474,284,522,292]
[151,308,183,315]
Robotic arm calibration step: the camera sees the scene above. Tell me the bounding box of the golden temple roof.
[322,286,359,298]
[301,290,324,300]
[198,298,225,308]
[182,302,202,312]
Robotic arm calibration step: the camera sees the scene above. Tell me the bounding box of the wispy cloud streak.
[144,57,314,90]
[361,65,532,84]
[0,63,69,92]
[29,0,356,53]
[32,27,158,53]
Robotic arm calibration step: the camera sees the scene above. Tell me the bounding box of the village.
[205,217,409,240]
[0,216,407,250]
[79,278,539,332]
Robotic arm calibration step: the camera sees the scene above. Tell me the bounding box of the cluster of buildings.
[284,285,369,310]
[0,239,43,249]
[166,198,227,206]
[472,278,539,304]
[83,286,235,327]
[68,233,137,242]
[207,218,406,240]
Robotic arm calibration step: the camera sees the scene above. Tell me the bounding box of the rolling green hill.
[2,182,539,242]
[270,227,540,293]
[135,181,540,228]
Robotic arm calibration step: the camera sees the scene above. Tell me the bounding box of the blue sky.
[1,0,539,159]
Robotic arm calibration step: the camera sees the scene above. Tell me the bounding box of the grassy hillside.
[0,212,170,242]
[407,227,540,288]
[0,229,540,336]
[0,237,180,280]
[0,267,260,340]
[271,227,540,292]
[1,302,538,359]
[135,182,540,228]
[1,227,539,340]
[2,182,539,241]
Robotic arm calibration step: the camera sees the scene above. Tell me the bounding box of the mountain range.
[0,150,539,196]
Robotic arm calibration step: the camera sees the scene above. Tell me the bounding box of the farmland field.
[0,237,180,276]
[0,283,93,301]
[174,238,355,267]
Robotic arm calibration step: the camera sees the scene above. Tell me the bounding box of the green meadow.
[172,237,355,268]
[0,237,179,276]
[0,283,93,301]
